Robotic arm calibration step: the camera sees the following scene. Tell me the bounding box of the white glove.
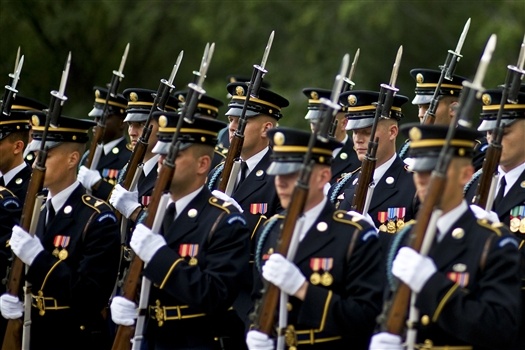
[470,204,500,223]
[0,294,24,319]
[130,224,167,264]
[109,184,141,219]
[110,296,137,326]
[262,253,306,296]
[212,190,243,213]
[347,210,377,229]
[392,247,436,293]
[78,165,102,190]
[10,225,44,266]
[369,332,403,350]
[246,330,274,350]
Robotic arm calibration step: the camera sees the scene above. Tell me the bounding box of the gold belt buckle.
[284,325,298,350]
[152,300,165,327]
[34,290,45,316]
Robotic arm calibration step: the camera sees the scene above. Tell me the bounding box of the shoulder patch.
[498,236,519,249]
[227,214,247,226]
[96,211,118,223]
[208,196,231,214]
[82,195,113,214]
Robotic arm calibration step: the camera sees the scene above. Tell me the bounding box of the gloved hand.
[212,190,243,213]
[10,225,44,265]
[246,330,274,350]
[369,332,403,350]
[346,210,377,229]
[78,165,102,190]
[0,294,24,319]
[109,184,140,219]
[130,224,166,264]
[262,253,306,296]
[470,204,500,223]
[110,296,137,326]
[392,247,436,293]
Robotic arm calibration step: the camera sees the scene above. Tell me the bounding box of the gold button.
[80,325,86,331]
[287,302,292,312]
[421,315,430,326]
[452,228,465,239]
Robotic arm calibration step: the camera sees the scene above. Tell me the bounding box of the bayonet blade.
[13,46,21,76]
[11,55,24,91]
[389,45,403,87]
[118,43,130,75]
[58,51,72,97]
[454,18,471,55]
[329,53,350,104]
[199,43,210,74]
[348,48,360,83]
[197,43,214,88]
[168,50,184,86]
[472,34,497,89]
[260,31,275,70]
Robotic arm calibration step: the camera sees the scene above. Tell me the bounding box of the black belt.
[149,300,206,327]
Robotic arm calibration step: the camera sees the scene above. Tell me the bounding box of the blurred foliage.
[1,0,524,134]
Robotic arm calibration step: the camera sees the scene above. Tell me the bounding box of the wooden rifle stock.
[473,144,501,208]
[85,123,105,168]
[218,134,243,192]
[351,152,376,213]
[255,185,308,335]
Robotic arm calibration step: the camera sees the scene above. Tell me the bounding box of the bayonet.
[517,34,525,70]
[471,34,497,98]
[454,18,470,56]
[260,30,275,70]
[507,33,525,104]
[9,46,21,80]
[11,56,24,91]
[168,50,184,86]
[445,18,471,80]
[117,43,130,76]
[389,45,403,88]
[348,48,360,83]
[58,51,72,98]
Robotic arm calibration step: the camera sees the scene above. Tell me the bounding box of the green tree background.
[1,0,524,130]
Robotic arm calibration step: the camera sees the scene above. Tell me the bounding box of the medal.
[321,272,333,286]
[179,243,199,265]
[510,217,520,233]
[52,248,59,257]
[387,220,396,234]
[309,258,322,285]
[520,218,525,234]
[189,257,198,266]
[58,249,68,260]
[396,207,406,229]
[397,219,405,230]
[379,224,387,232]
[377,211,388,231]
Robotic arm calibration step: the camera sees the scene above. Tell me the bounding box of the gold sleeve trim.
[159,258,185,289]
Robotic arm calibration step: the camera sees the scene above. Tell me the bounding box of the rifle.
[328,48,360,138]
[218,31,274,196]
[381,34,497,336]
[253,54,349,336]
[84,43,130,173]
[350,46,403,214]
[111,44,212,350]
[2,52,72,350]
[422,18,470,125]
[473,35,525,210]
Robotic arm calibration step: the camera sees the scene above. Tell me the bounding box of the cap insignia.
[158,115,168,128]
[310,91,319,100]
[416,73,424,84]
[178,94,185,103]
[482,93,491,105]
[130,92,139,102]
[31,115,40,127]
[273,131,285,146]
[348,94,357,106]
[409,127,422,141]
[95,89,101,98]
[235,86,245,96]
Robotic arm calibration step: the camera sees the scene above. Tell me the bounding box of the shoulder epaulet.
[208,196,231,214]
[0,187,20,209]
[332,210,365,230]
[81,195,112,213]
[0,186,17,198]
[476,218,502,237]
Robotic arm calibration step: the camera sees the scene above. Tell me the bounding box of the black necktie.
[493,175,506,209]
[162,202,176,234]
[0,177,4,187]
[47,201,56,225]
[235,161,249,191]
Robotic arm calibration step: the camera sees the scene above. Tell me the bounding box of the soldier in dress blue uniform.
[370,123,522,350]
[207,82,289,330]
[302,88,360,184]
[328,90,416,250]
[78,86,132,201]
[110,112,250,350]
[0,94,45,344]
[0,112,121,350]
[172,90,226,171]
[247,127,383,350]
[109,88,179,223]
[464,87,525,350]
[399,68,487,170]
